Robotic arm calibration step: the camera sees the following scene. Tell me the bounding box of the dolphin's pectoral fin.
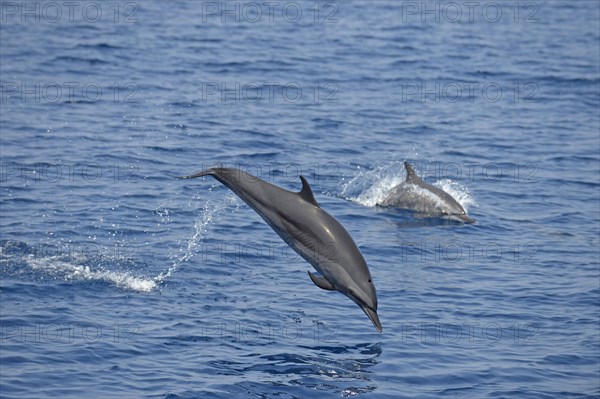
[308,271,336,290]
[298,176,319,207]
[404,161,422,184]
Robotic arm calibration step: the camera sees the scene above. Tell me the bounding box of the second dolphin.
[378,161,475,223]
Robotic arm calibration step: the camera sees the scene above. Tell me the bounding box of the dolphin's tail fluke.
[178,169,216,179]
[178,168,255,205]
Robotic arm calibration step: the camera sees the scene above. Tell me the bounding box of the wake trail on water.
[28,256,156,292]
[0,195,240,293]
[0,242,157,292]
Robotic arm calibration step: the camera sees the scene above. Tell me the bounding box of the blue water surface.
[1,1,599,398]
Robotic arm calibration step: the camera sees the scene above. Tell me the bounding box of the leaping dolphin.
[180,168,381,332]
[378,161,475,223]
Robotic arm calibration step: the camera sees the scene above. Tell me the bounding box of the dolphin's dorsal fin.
[404,162,422,183]
[299,176,319,207]
[308,271,336,290]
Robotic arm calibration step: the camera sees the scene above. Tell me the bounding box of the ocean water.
[1,1,599,398]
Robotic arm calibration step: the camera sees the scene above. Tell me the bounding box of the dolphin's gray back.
[413,179,463,211]
[404,161,458,206]
[192,168,370,279]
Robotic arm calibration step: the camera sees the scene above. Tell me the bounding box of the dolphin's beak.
[347,289,382,332]
[455,214,476,223]
[360,305,382,333]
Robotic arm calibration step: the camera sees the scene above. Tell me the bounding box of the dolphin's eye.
[368,279,372,283]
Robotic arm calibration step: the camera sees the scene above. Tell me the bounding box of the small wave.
[75,43,122,50]
[48,55,110,65]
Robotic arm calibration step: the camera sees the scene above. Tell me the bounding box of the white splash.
[433,179,476,211]
[17,255,157,292]
[341,162,405,207]
[353,175,404,207]
[153,193,240,285]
